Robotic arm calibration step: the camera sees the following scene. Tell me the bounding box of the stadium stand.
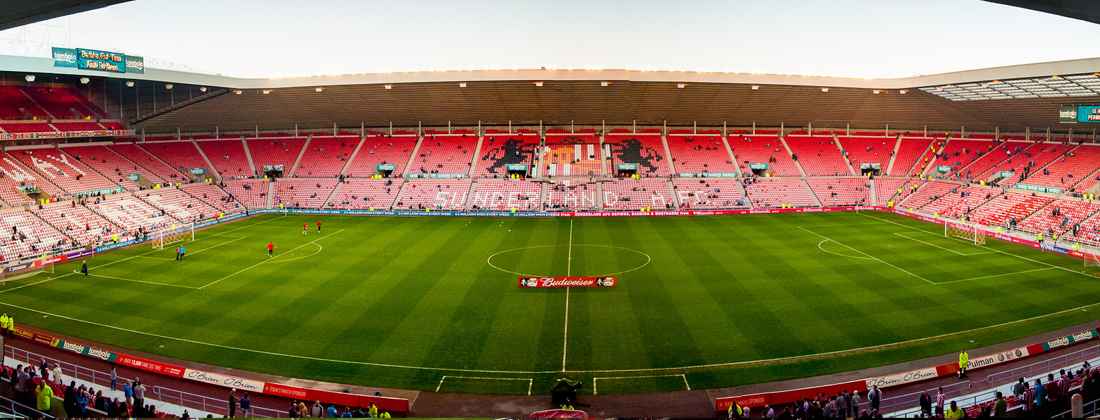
[545,181,599,211]
[343,133,419,178]
[837,135,895,176]
[99,121,127,130]
[603,130,670,177]
[1022,144,1100,192]
[293,136,359,178]
[543,130,602,177]
[393,180,472,210]
[917,183,1001,220]
[86,193,173,234]
[246,137,307,177]
[727,134,802,177]
[0,122,56,133]
[139,187,220,223]
[222,180,269,210]
[33,202,124,247]
[967,191,1053,227]
[665,130,739,176]
[197,140,255,180]
[61,145,142,190]
[9,148,119,195]
[0,86,48,120]
[273,179,340,209]
[51,121,105,131]
[946,141,1022,181]
[411,131,478,176]
[975,142,1072,185]
[22,86,105,119]
[182,184,243,213]
[925,139,1000,178]
[141,141,212,179]
[891,135,938,176]
[671,178,749,209]
[327,179,401,210]
[0,152,68,205]
[473,131,540,178]
[1020,199,1100,238]
[0,209,69,259]
[875,178,917,206]
[806,177,871,206]
[106,143,185,183]
[783,134,852,176]
[743,177,817,208]
[602,179,673,210]
[469,179,542,211]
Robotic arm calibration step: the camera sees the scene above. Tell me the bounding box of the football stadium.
[5,0,1100,418]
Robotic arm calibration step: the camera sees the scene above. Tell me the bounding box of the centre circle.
[487,244,651,277]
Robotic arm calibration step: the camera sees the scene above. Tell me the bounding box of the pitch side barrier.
[714,328,1100,414]
[13,325,410,414]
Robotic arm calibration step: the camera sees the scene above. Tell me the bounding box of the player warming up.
[268,242,275,257]
[303,222,308,236]
[317,220,322,234]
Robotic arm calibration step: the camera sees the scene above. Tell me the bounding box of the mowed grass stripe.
[3,212,1100,395]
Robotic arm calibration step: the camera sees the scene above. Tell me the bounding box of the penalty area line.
[435,376,533,395]
[592,373,690,395]
[197,229,344,290]
[798,226,933,285]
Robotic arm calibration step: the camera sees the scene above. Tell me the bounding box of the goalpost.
[150,223,195,250]
[1086,252,1100,269]
[0,261,54,286]
[946,222,986,245]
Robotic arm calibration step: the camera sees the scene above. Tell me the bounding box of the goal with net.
[1086,252,1100,269]
[946,222,986,245]
[0,261,53,285]
[150,223,195,250]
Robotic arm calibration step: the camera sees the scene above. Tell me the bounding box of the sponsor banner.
[1042,329,1099,351]
[116,354,185,377]
[407,173,467,179]
[96,239,137,253]
[1061,106,1079,123]
[748,163,768,170]
[0,129,135,140]
[1015,183,1063,194]
[55,339,117,362]
[125,174,140,182]
[965,345,1031,371]
[12,327,58,346]
[78,48,125,73]
[700,172,739,178]
[376,164,397,171]
[505,164,528,171]
[936,165,952,172]
[189,168,206,175]
[261,165,285,172]
[65,249,94,260]
[3,262,33,274]
[262,383,311,400]
[865,366,939,389]
[519,277,616,287]
[52,47,78,68]
[125,55,144,74]
[1079,106,1100,123]
[616,163,638,171]
[34,255,67,266]
[717,394,770,412]
[183,369,265,393]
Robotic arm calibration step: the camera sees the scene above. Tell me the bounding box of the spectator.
[133,379,146,408]
[1034,378,1047,417]
[945,401,964,418]
[851,390,861,416]
[290,400,301,418]
[35,380,53,412]
[1012,378,1025,398]
[64,380,78,417]
[240,392,251,418]
[936,387,946,416]
[228,388,237,418]
[993,391,1007,418]
[110,366,117,391]
[327,404,339,418]
[919,391,932,416]
[1021,381,1034,417]
[50,363,63,386]
[867,385,882,412]
[311,400,323,418]
[124,380,133,406]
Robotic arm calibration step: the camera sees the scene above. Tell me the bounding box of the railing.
[5,346,284,418]
[0,392,53,419]
[880,343,1100,416]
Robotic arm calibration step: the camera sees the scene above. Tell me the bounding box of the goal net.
[150,223,195,250]
[946,223,986,245]
[1086,253,1100,270]
[0,261,53,286]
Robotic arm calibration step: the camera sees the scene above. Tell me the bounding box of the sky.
[2,0,1100,79]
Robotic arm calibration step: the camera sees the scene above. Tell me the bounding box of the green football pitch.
[4,210,1100,395]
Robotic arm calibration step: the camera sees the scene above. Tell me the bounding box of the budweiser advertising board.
[518,277,616,287]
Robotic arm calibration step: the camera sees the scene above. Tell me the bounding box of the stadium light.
[263,90,271,94]
[126,81,134,87]
[200,87,208,92]
[165,84,173,90]
[235,90,242,94]
[900,89,908,94]
[751,85,759,90]
[821,88,829,92]
[458,82,467,88]
[873,90,880,94]
[315,87,323,92]
[601,81,609,87]
[384,84,393,89]
[534,81,543,87]
[677,83,687,88]
[79,77,90,84]
[24,75,34,82]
